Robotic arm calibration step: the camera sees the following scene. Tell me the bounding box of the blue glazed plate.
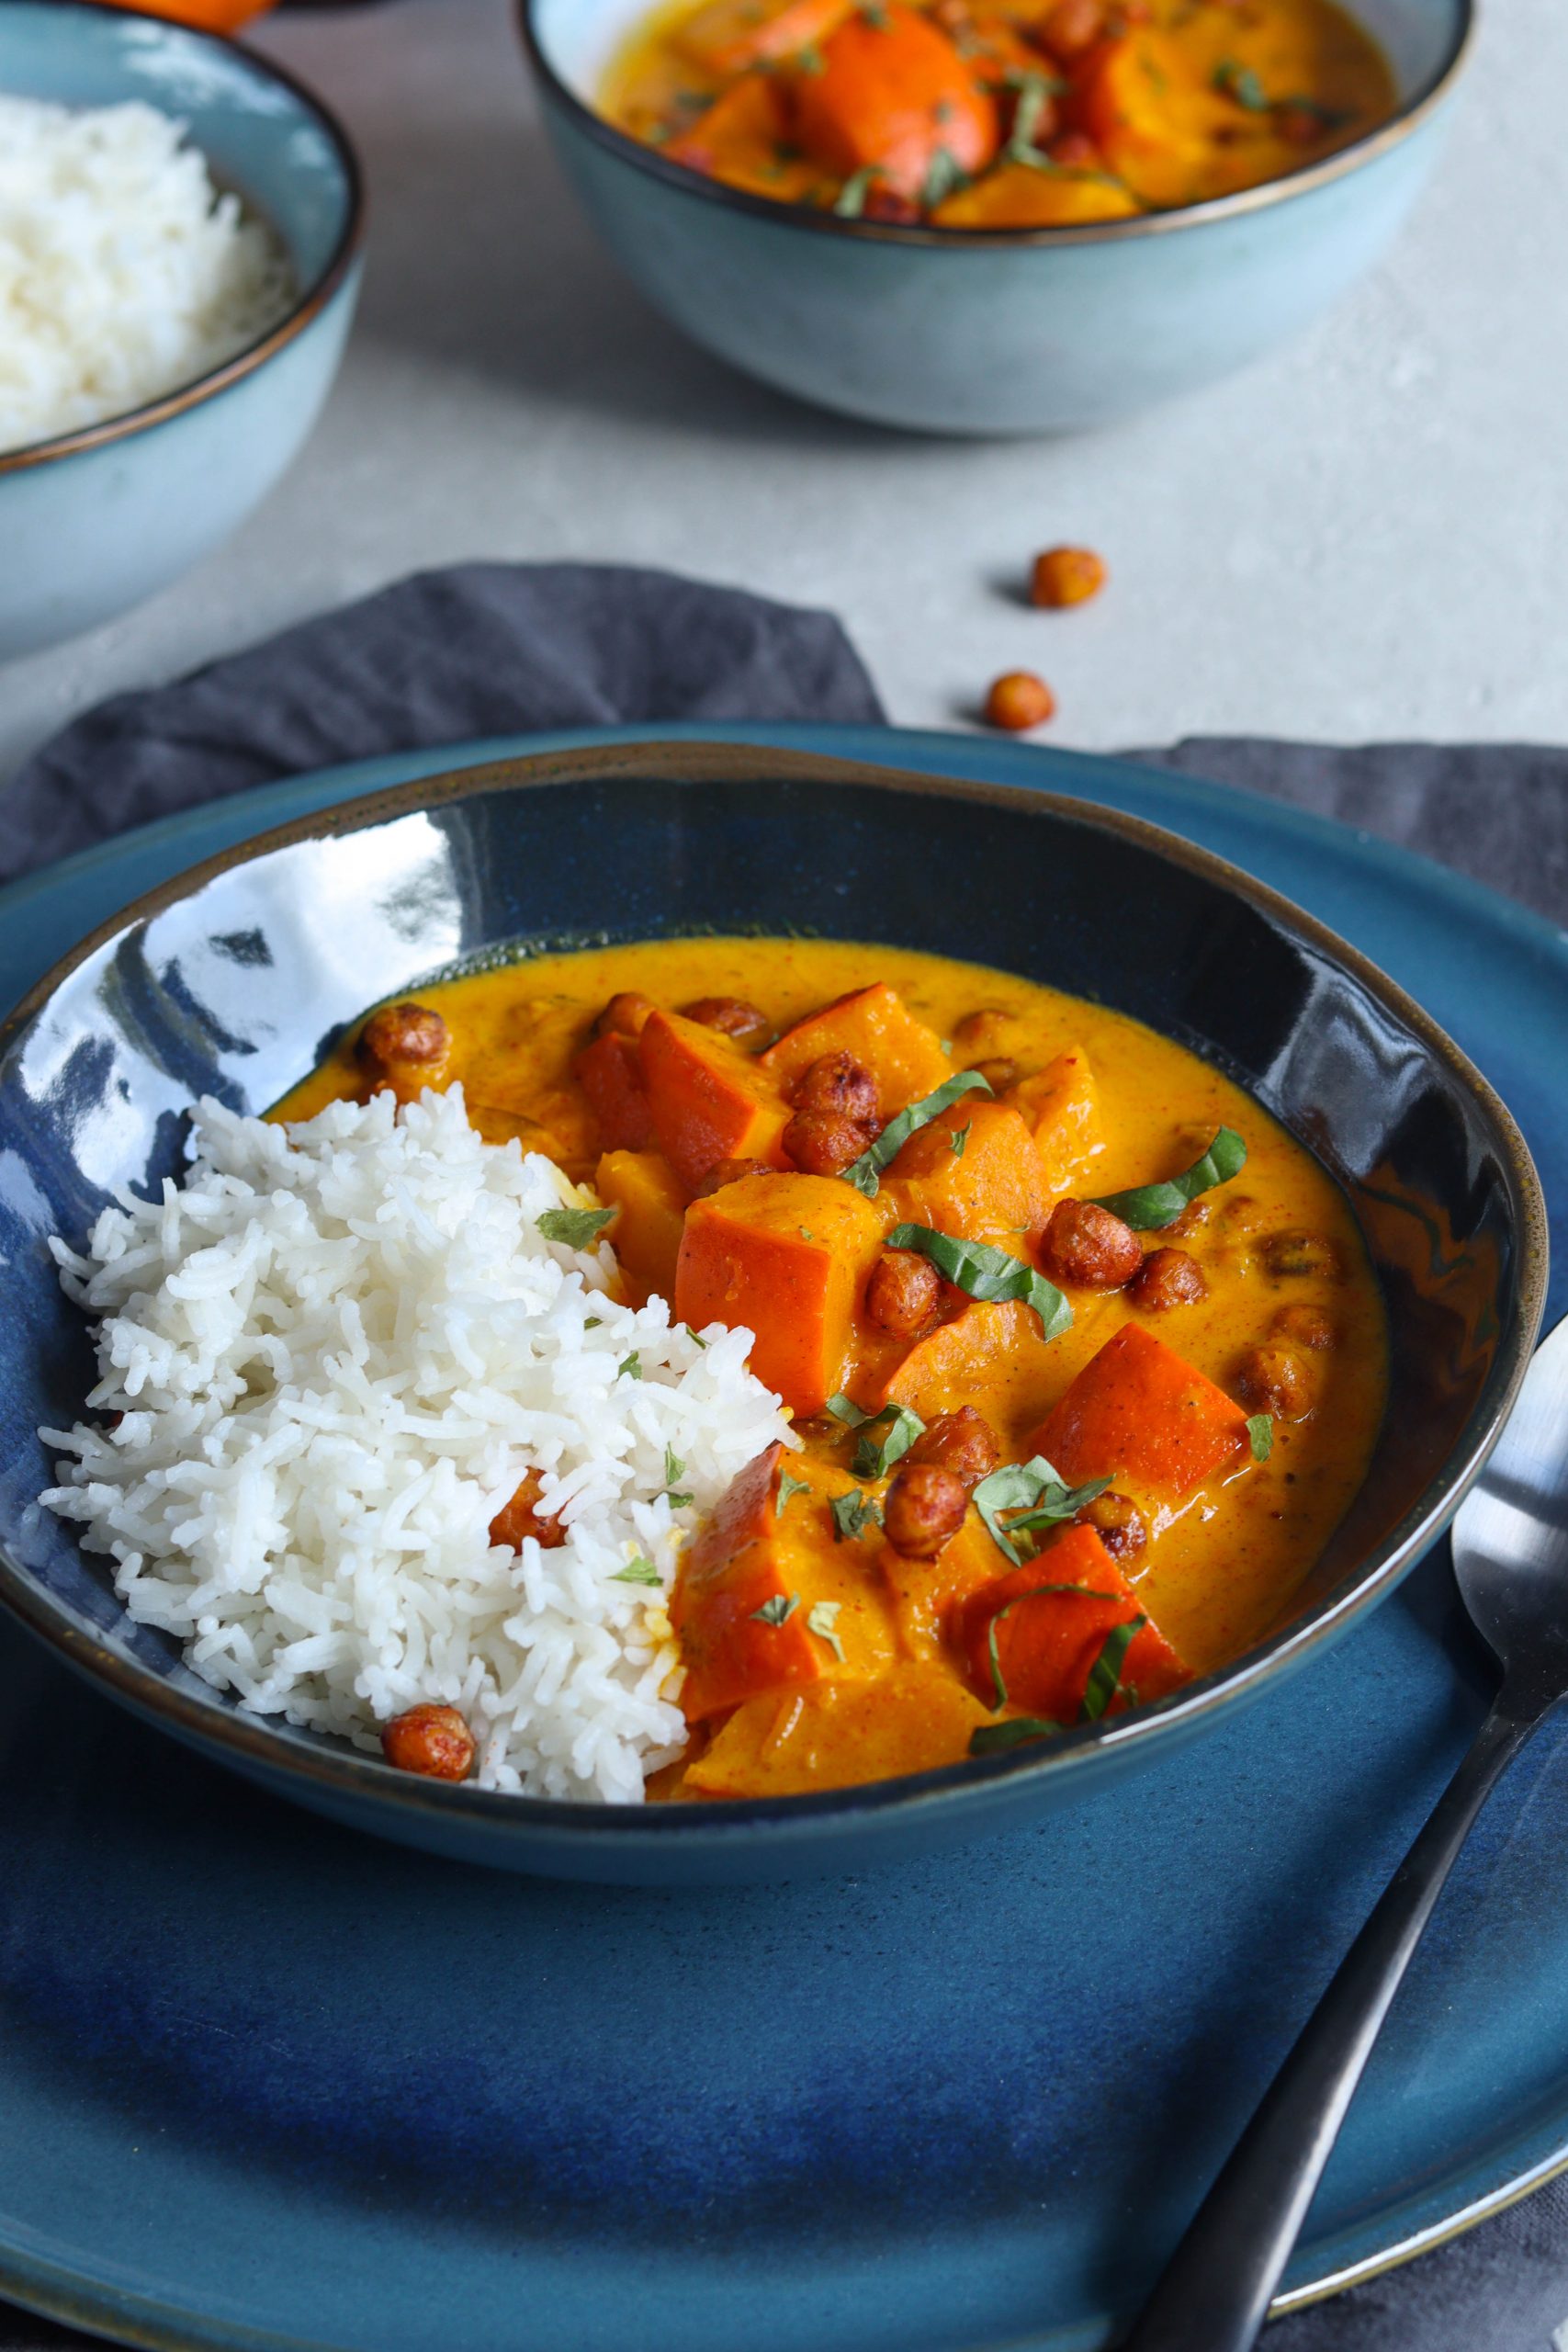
[1,724,1565,2352]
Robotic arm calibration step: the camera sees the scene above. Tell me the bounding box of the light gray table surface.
[2,0,1566,786]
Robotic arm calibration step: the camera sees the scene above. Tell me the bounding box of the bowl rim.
[516,0,1475,251]
[0,740,1547,1853]
[0,0,366,477]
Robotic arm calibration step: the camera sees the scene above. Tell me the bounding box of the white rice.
[0,94,296,456]
[40,1087,791,1804]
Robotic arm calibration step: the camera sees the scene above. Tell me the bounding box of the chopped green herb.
[884,1223,1073,1341]
[685,1326,708,1348]
[852,1403,927,1480]
[920,145,969,208]
[807,1600,845,1660]
[750,1590,801,1626]
[834,164,880,217]
[972,1456,1112,1565]
[799,1227,816,1240]
[776,1468,812,1514]
[984,1580,1115,1710]
[831,1489,884,1544]
[796,41,826,73]
[618,1351,641,1381]
[659,1444,694,1508]
[948,1122,971,1159]
[1247,1413,1274,1464]
[1276,93,1353,128]
[1213,57,1269,110]
[861,2,890,24]
[1089,1126,1247,1231]
[969,1715,1064,1757]
[536,1205,616,1250]
[1079,1616,1146,1720]
[840,1069,992,1197]
[585,1317,604,1329]
[647,121,672,144]
[1004,68,1055,162]
[826,1392,872,1427]
[612,1556,663,1587]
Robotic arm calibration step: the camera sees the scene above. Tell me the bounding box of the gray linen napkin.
[0,569,1563,2352]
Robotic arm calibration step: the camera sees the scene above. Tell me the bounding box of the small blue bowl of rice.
[0,1,363,661]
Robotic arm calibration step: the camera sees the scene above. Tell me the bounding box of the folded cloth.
[0,562,886,884]
[0,568,1563,2352]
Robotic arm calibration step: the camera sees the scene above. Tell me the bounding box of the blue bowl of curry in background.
[0,744,1542,1884]
[518,0,1472,435]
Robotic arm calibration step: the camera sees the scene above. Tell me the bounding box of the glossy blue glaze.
[0,3,363,661]
[0,730,1565,2352]
[521,0,1469,433]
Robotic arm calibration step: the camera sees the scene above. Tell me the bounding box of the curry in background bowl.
[603,0,1397,230]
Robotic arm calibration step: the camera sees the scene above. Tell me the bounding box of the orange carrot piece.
[884,1098,1050,1241]
[790,5,999,200]
[1006,1046,1103,1193]
[595,1149,687,1304]
[956,1522,1190,1720]
[1027,1323,1250,1500]
[574,1031,654,1152]
[760,981,953,1113]
[638,1008,791,1192]
[676,1172,884,1414]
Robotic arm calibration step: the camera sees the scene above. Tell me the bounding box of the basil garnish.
[660,1445,693,1508]
[948,1123,971,1159]
[884,1223,1072,1340]
[983,1580,1111,1710]
[1213,58,1268,109]
[969,1715,1063,1757]
[972,1456,1112,1565]
[920,145,968,208]
[750,1591,800,1626]
[834,164,879,217]
[831,1490,883,1543]
[852,1404,926,1479]
[825,1392,870,1426]
[618,1351,641,1381]
[1089,1126,1247,1230]
[807,1600,845,1660]
[1080,1616,1145,1719]
[1247,1414,1274,1464]
[536,1205,616,1249]
[612,1557,662,1587]
[776,1467,812,1514]
[840,1070,992,1198]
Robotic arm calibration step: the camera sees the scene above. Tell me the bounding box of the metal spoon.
[1123,1309,1568,2352]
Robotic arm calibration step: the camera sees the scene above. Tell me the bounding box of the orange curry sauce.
[599,0,1396,229]
[276,939,1387,1799]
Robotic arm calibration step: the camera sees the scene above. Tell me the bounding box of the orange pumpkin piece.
[791,4,999,201]
[574,1030,654,1151]
[760,981,953,1114]
[884,1097,1050,1241]
[674,0,853,74]
[675,1171,885,1415]
[595,1150,687,1303]
[1075,28,1246,207]
[882,1297,1062,1432]
[1007,1046,1103,1193]
[681,1664,995,1795]
[638,1008,791,1191]
[1027,1323,1250,1501]
[664,71,801,196]
[958,1521,1190,1720]
[932,157,1140,225]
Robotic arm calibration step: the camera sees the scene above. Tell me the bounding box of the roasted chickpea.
[973,1057,1020,1091]
[490,1467,569,1551]
[679,995,771,1043]
[1261,1230,1341,1280]
[884,1463,968,1559]
[906,1405,999,1491]
[1037,0,1106,60]
[1039,1198,1142,1290]
[1031,546,1108,610]
[1236,1344,1312,1419]
[1047,130,1103,166]
[1271,1302,1337,1351]
[866,1248,944,1340]
[1077,1489,1147,1564]
[791,1050,880,1125]
[1128,1246,1208,1311]
[1277,102,1328,145]
[592,990,656,1041]
[381,1704,476,1781]
[951,1008,1012,1057]
[692,1157,776,1199]
[783,1109,876,1178]
[984,670,1056,732]
[358,1001,448,1071]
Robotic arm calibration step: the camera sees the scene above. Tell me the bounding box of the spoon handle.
[1120,1691,1537,2352]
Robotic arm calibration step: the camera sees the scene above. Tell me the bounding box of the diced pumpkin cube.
[957,1522,1190,1721]
[760,981,953,1114]
[680,1665,995,1796]
[639,1008,790,1191]
[881,1298,1062,1439]
[884,1098,1050,1241]
[791,3,999,200]
[676,1172,884,1415]
[674,0,853,75]
[671,1442,897,1721]
[933,159,1140,226]
[664,72,803,199]
[1007,1046,1103,1193]
[596,1150,685,1304]
[1027,1324,1250,1501]
[881,1507,1007,1659]
[1077,29,1245,207]
[574,1031,654,1152]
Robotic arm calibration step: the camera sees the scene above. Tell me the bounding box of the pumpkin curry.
[276,939,1386,1800]
[600,0,1398,228]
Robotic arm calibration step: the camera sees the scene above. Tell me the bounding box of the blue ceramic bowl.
[0,744,1545,1883]
[520,0,1471,435]
[0,1,364,661]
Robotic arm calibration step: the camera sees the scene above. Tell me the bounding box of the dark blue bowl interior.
[0,750,1540,1863]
